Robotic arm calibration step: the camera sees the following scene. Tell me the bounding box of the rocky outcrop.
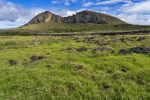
[63,10,125,24]
[119,47,150,54]
[26,10,126,25]
[27,11,62,24]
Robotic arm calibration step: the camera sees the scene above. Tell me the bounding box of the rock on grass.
[119,47,150,54]
[30,55,45,62]
[8,60,17,65]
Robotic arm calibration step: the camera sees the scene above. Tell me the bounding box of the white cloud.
[53,0,78,6]
[0,21,24,29]
[0,1,45,29]
[117,14,150,25]
[53,9,85,17]
[123,0,150,13]
[83,2,93,7]
[117,0,150,25]
[0,0,150,29]
[96,0,131,5]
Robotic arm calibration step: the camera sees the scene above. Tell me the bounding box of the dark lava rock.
[130,47,150,53]
[76,47,88,52]
[30,55,45,62]
[119,47,150,54]
[8,60,17,65]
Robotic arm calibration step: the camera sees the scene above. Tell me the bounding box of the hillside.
[26,10,125,25]
[26,11,62,25]
[18,10,129,33]
[1,10,150,35]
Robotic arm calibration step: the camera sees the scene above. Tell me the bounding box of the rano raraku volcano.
[26,10,126,25]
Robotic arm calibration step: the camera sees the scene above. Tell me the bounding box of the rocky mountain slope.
[26,10,126,25]
[10,10,149,34]
[27,11,62,25]
[63,10,125,24]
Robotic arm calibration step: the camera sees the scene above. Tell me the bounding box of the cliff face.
[63,11,125,24]
[27,11,62,24]
[26,10,126,25]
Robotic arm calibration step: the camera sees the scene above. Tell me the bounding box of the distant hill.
[26,10,125,25]
[1,10,150,35]
[26,11,62,25]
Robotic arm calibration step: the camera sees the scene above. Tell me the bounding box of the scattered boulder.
[76,47,88,52]
[8,60,17,65]
[130,47,150,53]
[119,47,150,54]
[30,55,45,62]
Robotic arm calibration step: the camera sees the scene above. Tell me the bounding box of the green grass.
[0,34,150,99]
[2,23,150,35]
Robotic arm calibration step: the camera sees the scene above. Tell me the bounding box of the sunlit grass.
[0,35,150,99]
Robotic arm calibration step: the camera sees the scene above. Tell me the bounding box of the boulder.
[8,60,17,65]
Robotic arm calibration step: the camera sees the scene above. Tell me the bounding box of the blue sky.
[0,0,150,29]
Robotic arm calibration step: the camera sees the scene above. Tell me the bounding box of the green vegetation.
[22,23,150,32]
[1,23,150,35]
[0,34,150,99]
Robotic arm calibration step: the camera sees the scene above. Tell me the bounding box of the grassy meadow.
[0,34,150,99]
[1,24,150,35]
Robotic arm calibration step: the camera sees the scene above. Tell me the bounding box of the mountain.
[63,10,125,24]
[26,10,126,25]
[27,11,62,25]
[6,10,148,34]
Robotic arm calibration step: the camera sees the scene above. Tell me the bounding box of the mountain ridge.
[26,10,126,25]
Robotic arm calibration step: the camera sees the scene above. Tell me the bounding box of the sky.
[0,0,150,29]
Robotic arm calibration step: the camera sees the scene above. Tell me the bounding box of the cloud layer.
[0,0,45,29]
[0,0,150,29]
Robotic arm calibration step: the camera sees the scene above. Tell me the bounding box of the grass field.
[0,34,150,99]
[1,24,150,35]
